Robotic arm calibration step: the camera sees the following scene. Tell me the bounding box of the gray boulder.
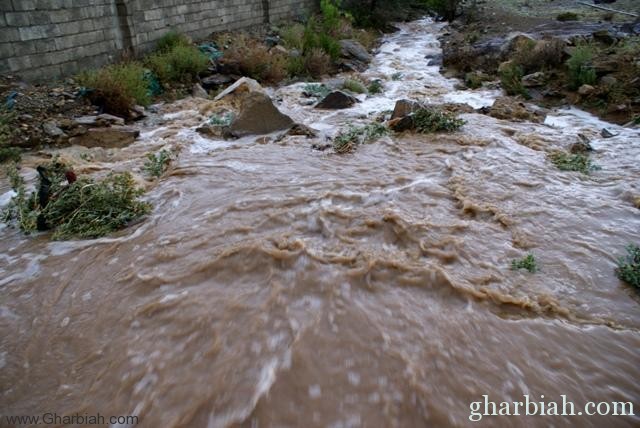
[315,91,357,110]
[339,39,372,63]
[229,92,294,137]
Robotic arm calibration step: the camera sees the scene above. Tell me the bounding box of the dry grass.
[216,33,288,83]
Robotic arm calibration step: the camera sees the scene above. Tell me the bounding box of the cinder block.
[5,12,31,26]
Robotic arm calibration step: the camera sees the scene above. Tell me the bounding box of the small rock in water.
[192,83,209,99]
[69,126,140,148]
[42,121,64,137]
[96,113,125,126]
[570,134,593,153]
[391,99,421,120]
[601,128,617,138]
[315,91,357,110]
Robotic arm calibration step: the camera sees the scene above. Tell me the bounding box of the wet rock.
[601,75,618,86]
[196,124,228,139]
[522,72,546,87]
[201,74,234,90]
[391,99,421,120]
[339,39,372,63]
[129,105,146,121]
[571,134,593,153]
[271,45,289,56]
[315,91,357,110]
[228,92,294,138]
[192,83,209,99]
[42,121,64,137]
[214,77,264,101]
[486,97,547,123]
[97,113,125,126]
[578,84,596,96]
[388,116,415,132]
[69,126,139,148]
[286,124,318,138]
[339,59,368,73]
[601,128,618,138]
[73,115,98,126]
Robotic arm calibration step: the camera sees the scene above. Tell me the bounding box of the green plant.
[422,0,461,21]
[2,160,150,240]
[499,63,531,99]
[0,147,20,163]
[549,151,600,174]
[146,44,209,84]
[78,62,151,116]
[368,79,383,94]
[209,112,234,126]
[391,72,403,80]
[616,244,640,288]
[280,23,306,50]
[413,107,465,133]
[557,12,579,22]
[567,43,597,90]
[303,83,331,99]
[511,254,537,273]
[343,78,367,94]
[464,72,483,89]
[156,31,191,53]
[333,122,388,153]
[143,149,172,178]
[303,48,332,78]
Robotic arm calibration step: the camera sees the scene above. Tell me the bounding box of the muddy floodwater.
[1,19,639,428]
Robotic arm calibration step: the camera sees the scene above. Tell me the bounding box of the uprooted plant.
[616,244,640,289]
[413,107,466,133]
[333,122,388,153]
[143,149,172,179]
[548,151,600,175]
[2,159,150,240]
[511,254,538,273]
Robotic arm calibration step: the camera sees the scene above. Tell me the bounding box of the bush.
[215,33,288,83]
[616,244,640,289]
[343,78,367,94]
[512,39,566,74]
[567,43,597,90]
[511,254,537,273]
[334,122,388,153]
[548,151,599,174]
[78,63,150,117]
[499,63,531,99]
[557,12,579,22]
[368,79,383,94]
[413,107,465,133]
[146,44,209,85]
[2,159,150,240]
[280,23,306,51]
[156,31,191,53]
[422,0,461,21]
[304,48,332,78]
[143,149,172,179]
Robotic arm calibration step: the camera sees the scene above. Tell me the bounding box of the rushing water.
[1,19,639,428]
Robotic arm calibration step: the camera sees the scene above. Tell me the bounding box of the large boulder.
[68,126,140,148]
[214,77,264,101]
[228,92,293,137]
[339,39,372,63]
[315,91,357,109]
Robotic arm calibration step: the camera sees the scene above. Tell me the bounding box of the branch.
[576,1,639,17]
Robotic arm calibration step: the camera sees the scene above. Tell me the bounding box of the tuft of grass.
[567,43,597,90]
[214,33,287,83]
[156,31,191,53]
[511,254,538,273]
[209,112,234,126]
[616,244,640,289]
[464,72,483,89]
[303,48,332,78]
[343,78,367,94]
[280,23,306,51]
[2,159,150,240]
[391,72,403,81]
[413,107,465,133]
[368,79,383,94]
[143,149,172,179]
[499,63,531,99]
[78,62,151,117]
[334,122,388,153]
[557,12,579,22]
[549,151,599,174]
[146,44,209,85]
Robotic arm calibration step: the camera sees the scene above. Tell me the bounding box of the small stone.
[600,75,618,86]
[601,128,617,138]
[522,72,546,88]
[42,121,64,137]
[69,126,139,148]
[578,84,595,96]
[73,116,98,126]
[201,74,234,90]
[192,83,209,99]
[97,113,125,126]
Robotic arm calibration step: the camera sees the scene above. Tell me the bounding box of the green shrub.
[143,149,172,179]
[422,0,461,21]
[214,33,287,83]
[557,12,579,22]
[334,122,388,153]
[303,48,332,78]
[499,63,531,99]
[511,254,537,273]
[303,22,342,61]
[368,79,383,94]
[549,151,599,174]
[2,159,150,240]
[146,44,209,85]
[0,147,20,163]
[281,23,306,50]
[567,44,597,90]
[303,83,331,99]
[391,72,403,81]
[343,78,367,94]
[616,244,640,289]
[78,63,150,117]
[156,31,191,53]
[413,107,465,133]
[464,72,483,89]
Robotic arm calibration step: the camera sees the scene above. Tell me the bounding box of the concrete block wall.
[0,0,317,81]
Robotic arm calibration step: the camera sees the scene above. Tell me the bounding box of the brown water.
[1,20,639,428]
